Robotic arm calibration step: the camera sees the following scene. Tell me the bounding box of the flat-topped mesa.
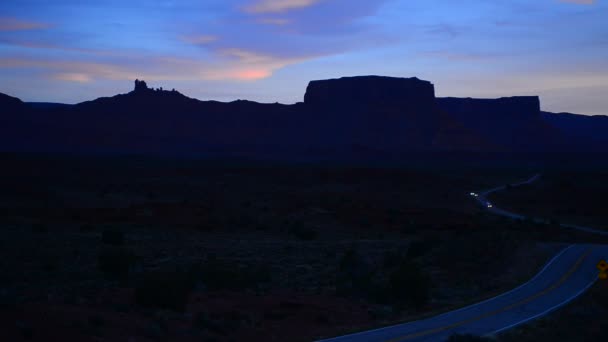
[303,76,436,109]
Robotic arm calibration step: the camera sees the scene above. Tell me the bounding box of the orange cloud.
[0,17,50,31]
[243,0,321,14]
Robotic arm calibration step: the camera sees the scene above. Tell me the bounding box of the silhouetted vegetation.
[191,257,272,291]
[101,229,124,245]
[134,269,194,311]
[447,333,493,342]
[406,238,438,259]
[337,248,432,311]
[32,223,48,233]
[97,247,135,279]
[386,259,432,310]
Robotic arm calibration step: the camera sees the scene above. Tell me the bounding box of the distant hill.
[0,77,606,159]
[0,92,27,112]
[437,97,566,151]
[541,111,608,147]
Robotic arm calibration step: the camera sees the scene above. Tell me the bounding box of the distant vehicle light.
[487,203,493,208]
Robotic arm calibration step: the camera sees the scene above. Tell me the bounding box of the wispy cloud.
[559,0,595,4]
[243,0,322,14]
[257,17,291,25]
[0,45,308,83]
[0,17,50,31]
[179,35,218,45]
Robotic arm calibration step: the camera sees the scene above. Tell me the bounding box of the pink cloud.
[243,0,322,14]
[53,73,93,83]
[0,17,50,31]
[257,18,291,25]
[0,46,306,83]
[179,35,218,45]
[559,0,595,4]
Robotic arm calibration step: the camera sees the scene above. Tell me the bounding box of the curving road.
[318,174,607,342]
[476,174,608,236]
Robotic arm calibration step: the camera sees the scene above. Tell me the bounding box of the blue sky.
[0,0,606,114]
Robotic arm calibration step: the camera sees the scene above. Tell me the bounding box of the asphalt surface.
[318,174,607,342]
[477,174,608,236]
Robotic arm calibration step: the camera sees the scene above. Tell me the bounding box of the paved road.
[476,174,608,236]
[318,175,607,342]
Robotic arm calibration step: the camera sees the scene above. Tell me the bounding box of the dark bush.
[97,247,135,279]
[383,250,403,268]
[292,226,318,240]
[101,229,124,245]
[387,259,431,310]
[336,248,376,297]
[446,333,494,341]
[135,269,194,311]
[32,224,48,233]
[80,224,94,232]
[193,310,251,334]
[406,238,437,259]
[191,258,271,291]
[193,312,226,334]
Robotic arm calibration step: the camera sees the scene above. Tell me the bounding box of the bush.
[387,260,431,310]
[32,224,48,233]
[336,248,376,297]
[338,249,431,311]
[446,333,494,341]
[97,247,135,279]
[292,226,318,241]
[406,238,437,259]
[101,229,124,245]
[383,250,403,268]
[135,269,194,311]
[191,258,271,291]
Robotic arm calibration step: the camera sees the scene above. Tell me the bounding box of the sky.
[0,0,607,114]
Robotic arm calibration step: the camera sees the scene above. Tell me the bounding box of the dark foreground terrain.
[0,154,607,341]
[489,170,608,230]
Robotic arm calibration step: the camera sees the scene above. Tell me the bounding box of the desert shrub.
[436,231,519,272]
[101,229,124,245]
[193,310,252,334]
[135,269,194,311]
[336,248,376,297]
[193,312,227,334]
[292,226,318,240]
[406,238,437,259]
[386,259,431,310]
[79,224,95,232]
[446,333,493,341]
[32,223,48,233]
[383,250,403,268]
[97,247,135,279]
[338,248,431,310]
[190,257,271,291]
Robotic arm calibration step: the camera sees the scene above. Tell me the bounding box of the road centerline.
[385,247,594,342]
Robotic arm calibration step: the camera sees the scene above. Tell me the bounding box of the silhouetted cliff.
[437,97,564,151]
[1,77,605,159]
[0,92,27,113]
[542,111,608,146]
[304,76,435,110]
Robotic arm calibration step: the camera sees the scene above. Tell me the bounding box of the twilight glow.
[0,0,607,114]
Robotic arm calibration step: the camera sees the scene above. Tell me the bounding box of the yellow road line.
[385,247,594,342]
